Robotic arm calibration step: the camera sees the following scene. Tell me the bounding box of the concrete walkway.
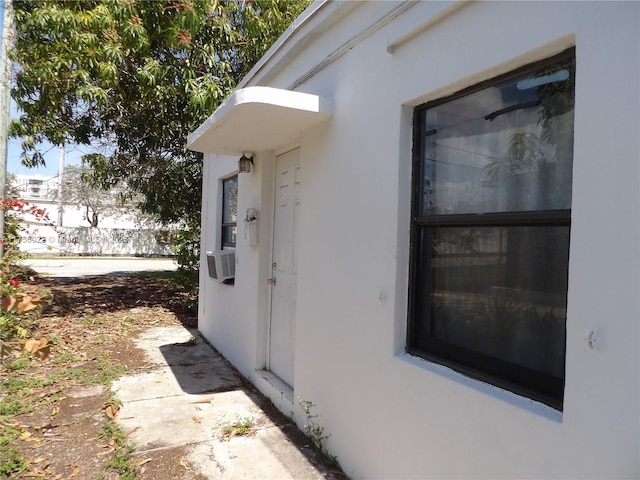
[23,257,177,278]
[111,325,337,479]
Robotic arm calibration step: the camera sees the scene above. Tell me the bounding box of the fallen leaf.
[0,341,23,358]
[192,416,202,423]
[136,458,152,467]
[24,338,50,360]
[24,338,44,352]
[30,457,46,464]
[2,296,17,312]
[179,456,191,470]
[18,295,42,314]
[69,464,80,476]
[104,402,119,419]
[96,447,115,457]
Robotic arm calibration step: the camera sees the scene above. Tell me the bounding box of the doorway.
[268,148,300,388]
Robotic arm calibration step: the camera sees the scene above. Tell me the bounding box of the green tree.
[8,0,309,272]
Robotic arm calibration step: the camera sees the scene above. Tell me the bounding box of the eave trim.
[187,86,333,155]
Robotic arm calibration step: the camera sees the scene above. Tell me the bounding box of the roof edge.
[237,1,360,89]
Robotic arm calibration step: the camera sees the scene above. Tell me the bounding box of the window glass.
[222,175,238,248]
[414,225,569,379]
[420,58,574,216]
[409,50,575,409]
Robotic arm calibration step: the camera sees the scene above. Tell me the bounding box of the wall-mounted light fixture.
[238,152,254,173]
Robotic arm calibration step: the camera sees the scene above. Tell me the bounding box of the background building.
[10,173,173,256]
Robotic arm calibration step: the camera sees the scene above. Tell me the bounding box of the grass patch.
[134,269,198,313]
[2,374,47,395]
[47,359,127,386]
[134,268,197,292]
[94,361,127,385]
[51,351,81,365]
[103,446,136,480]
[99,420,128,446]
[0,364,134,478]
[99,421,137,480]
[4,357,30,372]
[81,315,106,327]
[133,270,179,281]
[0,397,27,417]
[0,358,126,405]
[56,367,87,382]
[221,416,256,440]
[0,425,28,476]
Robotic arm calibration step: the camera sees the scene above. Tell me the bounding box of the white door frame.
[266,147,300,388]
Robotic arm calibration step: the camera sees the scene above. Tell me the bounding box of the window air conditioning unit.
[206,250,235,282]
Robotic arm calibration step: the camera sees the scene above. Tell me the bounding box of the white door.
[269,148,300,388]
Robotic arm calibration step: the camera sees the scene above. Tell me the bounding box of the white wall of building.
[12,174,59,199]
[196,2,639,478]
[19,225,173,256]
[11,176,173,256]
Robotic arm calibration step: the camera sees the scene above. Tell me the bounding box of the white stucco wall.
[13,200,172,256]
[196,2,639,478]
[10,178,173,256]
[19,225,173,256]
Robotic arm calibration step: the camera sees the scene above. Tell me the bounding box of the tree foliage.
[9,0,310,269]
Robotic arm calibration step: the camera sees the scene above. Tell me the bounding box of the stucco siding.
[196,1,640,478]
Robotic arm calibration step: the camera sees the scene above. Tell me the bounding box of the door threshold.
[255,369,294,405]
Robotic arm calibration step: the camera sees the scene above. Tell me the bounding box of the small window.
[221,175,238,249]
[408,49,575,410]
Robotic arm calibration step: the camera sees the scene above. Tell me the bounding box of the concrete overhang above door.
[187,86,333,155]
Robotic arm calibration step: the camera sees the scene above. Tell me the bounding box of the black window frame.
[221,174,238,249]
[407,48,575,411]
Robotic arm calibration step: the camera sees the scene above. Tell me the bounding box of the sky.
[7,104,85,178]
[2,2,83,178]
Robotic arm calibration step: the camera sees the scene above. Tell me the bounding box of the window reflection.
[222,175,238,248]
[421,60,574,216]
[409,50,575,409]
[426,226,568,378]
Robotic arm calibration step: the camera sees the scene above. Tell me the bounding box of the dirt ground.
[0,274,340,479]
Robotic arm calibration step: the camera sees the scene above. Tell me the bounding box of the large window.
[408,49,575,410]
[221,175,238,248]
